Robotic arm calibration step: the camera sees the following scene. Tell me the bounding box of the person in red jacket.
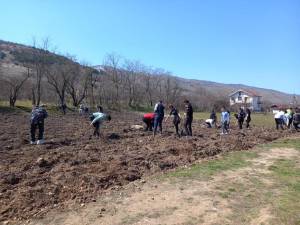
[143,113,155,131]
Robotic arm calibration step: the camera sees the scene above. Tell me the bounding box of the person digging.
[142,112,155,131]
[30,104,48,145]
[89,107,111,138]
[165,104,181,137]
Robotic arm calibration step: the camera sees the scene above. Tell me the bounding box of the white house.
[229,89,262,111]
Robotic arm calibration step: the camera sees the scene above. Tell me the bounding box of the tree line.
[0,39,229,112]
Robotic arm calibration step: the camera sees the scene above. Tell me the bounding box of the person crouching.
[206,109,217,128]
[143,113,155,131]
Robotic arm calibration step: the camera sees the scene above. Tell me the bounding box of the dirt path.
[26,144,300,225]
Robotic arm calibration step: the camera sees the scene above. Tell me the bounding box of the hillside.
[0,39,298,106]
[177,78,297,104]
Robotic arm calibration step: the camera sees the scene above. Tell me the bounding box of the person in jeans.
[184,100,193,136]
[153,100,165,136]
[30,105,48,145]
[221,107,230,135]
[165,105,181,136]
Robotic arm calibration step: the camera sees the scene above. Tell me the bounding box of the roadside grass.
[161,137,300,224]
[164,150,258,180]
[268,159,300,225]
[263,138,300,150]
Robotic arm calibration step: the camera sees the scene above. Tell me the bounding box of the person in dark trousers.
[206,109,217,128]
[90,107,111,138]
[293,110,300,131]
[235,108,246,129]
[245,108,251,128]
[286,108,294,129]
[142,113,155,131]
[30,104,48,145]
[184,99,193,136]
[165,105,181,136]
[153,100,165,136]
[221,107,230,134]
[274,109,285,130]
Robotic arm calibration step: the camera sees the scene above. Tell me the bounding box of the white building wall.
[229,91,262,111]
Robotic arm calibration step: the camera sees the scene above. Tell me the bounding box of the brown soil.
[0,110,297,223]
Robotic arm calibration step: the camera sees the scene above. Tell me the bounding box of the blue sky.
[0,0,299,94]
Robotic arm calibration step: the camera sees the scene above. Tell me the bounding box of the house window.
[238,92,242,101]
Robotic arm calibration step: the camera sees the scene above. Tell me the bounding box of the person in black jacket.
[30,105,48,145]
[153,100,165,136]
[184,100,193,136]
[245,108,251,128]
[236,108,246,129]
[165,105,181,136]
[293,110,300,131]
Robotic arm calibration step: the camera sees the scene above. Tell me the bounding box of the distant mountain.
[1,39,298,106]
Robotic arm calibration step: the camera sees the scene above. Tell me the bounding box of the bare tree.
[103,53,123,109]
[0,65,31,107]
[123,59,144,108]
[46,61,73,113]
[66,64,89,107]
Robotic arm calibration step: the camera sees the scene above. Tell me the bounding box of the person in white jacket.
[274,109,285,130]
[90,107,111,137]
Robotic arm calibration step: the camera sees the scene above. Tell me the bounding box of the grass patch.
[165,150,258,180]
[268,159,300,224]
[0,100,67,114]
[264,139,300,150]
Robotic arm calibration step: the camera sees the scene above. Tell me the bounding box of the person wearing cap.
[143,112,155,131]
[30,104,48,145]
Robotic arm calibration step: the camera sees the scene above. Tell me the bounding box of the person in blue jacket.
[90,106,111,138]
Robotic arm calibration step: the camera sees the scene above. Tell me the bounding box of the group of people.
[29,105,112,144]
[274,108,300,130]
[29,101,300,144]
[142,99,193,137]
